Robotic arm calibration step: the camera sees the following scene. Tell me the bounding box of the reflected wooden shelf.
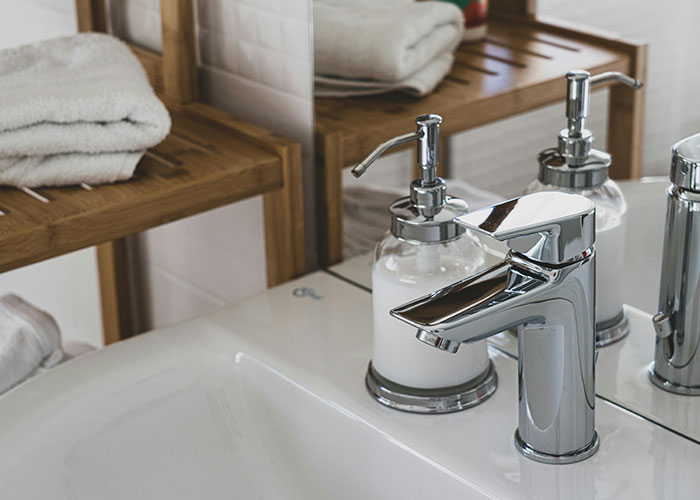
[316,13,646,265]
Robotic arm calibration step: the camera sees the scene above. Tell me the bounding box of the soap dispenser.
[352,114,496,414]
[524,70,643,347]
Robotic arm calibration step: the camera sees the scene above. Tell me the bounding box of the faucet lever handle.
[455,192,595,265]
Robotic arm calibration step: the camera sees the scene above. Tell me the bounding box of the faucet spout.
[391,255,552,346]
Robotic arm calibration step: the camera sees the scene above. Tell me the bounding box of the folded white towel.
[315,52,455,97]
[314,0,463,97]
[0,33,171,187]
[0,294,63,395]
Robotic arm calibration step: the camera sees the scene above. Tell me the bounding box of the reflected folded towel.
[314,0,463,97]
[0,33,171,187]
[0,294,63,395]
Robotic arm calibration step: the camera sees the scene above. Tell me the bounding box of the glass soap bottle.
[352,114,496,413]
[525,70,643,346]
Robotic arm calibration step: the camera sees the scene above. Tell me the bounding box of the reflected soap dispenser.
[352,114,496,414]
[524,70,643,347]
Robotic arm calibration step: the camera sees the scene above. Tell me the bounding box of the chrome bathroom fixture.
[391,191,600,464]
[533,70,643,347]
[650,133,700,395]
[353,114,497,414]
[352,114,470,244]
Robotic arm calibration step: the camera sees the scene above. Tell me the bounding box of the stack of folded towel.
[0,33,171,187]
[314,0,464,97]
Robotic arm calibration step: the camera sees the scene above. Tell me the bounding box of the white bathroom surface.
[0,272,698,499]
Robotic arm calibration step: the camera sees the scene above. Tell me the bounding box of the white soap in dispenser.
[524,70,643,347]
[352,114,496,413]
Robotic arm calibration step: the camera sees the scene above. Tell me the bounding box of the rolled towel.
[314,0,463,97]
[0,294,63,395]
[0,33,171,187]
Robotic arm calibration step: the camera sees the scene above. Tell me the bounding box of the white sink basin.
[1,267,699,499]
[1,179,698,499]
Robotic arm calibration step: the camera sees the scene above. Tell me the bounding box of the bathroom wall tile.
[0,0,77,49]
[236,4,260,45]
[198,31,237,74]
[282,57,313,99]
[108,0,161,52]
[258,48,284,90]
[258,10,282,52]
[139,198,267,307]
[282,0,310,22]
[237,42,261,82]
[140,261,225,329]
[199,65,312,146]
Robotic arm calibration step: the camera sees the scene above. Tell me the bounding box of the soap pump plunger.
[525,70,643,347]
[352,114,496,414]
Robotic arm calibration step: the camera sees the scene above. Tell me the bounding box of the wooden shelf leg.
[74,0,107,32]
[318,132,344,266]
[607,45,647,180]
[263,142,305,286]
[96,239,134,345]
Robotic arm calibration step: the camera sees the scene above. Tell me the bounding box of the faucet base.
[514,429,600,464]
[595,309,629,347]
[365,360,497,414]
[648,365,700,396]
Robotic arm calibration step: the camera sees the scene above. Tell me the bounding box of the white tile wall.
[109,0,315,330]
[0,0,104,347]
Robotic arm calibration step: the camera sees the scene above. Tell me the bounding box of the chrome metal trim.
[650,150,700,395]
[514,430,600,465]
[648,365,700,396]
[365,361,498,414]
[596,309,630,347]
[537,70,642,190]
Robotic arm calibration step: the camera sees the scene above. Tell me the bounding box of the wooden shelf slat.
[316,16,646,265]
[0,102,282,274]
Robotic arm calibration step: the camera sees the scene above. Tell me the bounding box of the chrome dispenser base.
[514,430,600,465]
[648,365,700,396]
[365,361,497,414]
[596,309,630,347]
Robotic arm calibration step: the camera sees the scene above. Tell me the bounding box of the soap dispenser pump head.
[539,70,643,188]
[352,114,469,243]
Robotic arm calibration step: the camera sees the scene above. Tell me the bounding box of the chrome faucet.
[650,133,700,395]
[390,191,600,464]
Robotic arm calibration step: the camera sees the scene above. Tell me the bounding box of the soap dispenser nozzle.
[352,114,470,244]
[561,70,643,166]
[352,114,446,218]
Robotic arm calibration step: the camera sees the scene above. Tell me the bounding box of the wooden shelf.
[0,103,286,274]
[316,14,646,264]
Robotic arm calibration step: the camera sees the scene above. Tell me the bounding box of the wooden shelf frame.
[315,9,646,265]
[0,0,305,344]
